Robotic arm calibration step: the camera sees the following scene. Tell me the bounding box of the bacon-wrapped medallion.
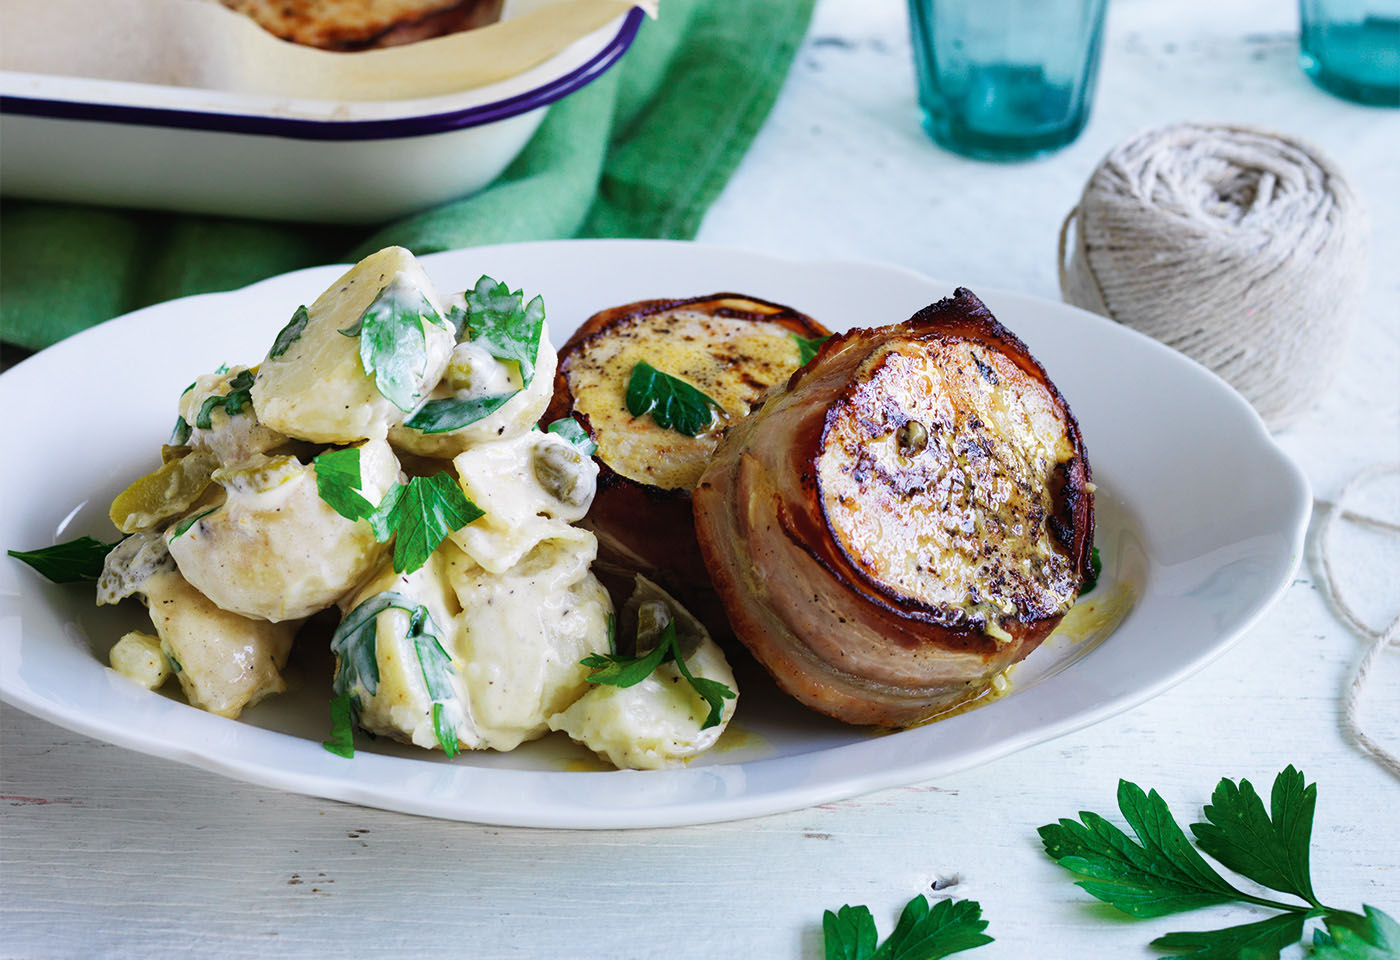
[692,289,1094,726]
[543,294,830,628]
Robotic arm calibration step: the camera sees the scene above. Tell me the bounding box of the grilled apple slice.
[692,289,1094,727]
[542,294,830,627]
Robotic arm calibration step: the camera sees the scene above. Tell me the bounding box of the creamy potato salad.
[12,247,736,771]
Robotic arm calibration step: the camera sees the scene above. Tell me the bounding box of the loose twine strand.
[1318,462,1400,779]
[1059,123,1368,431]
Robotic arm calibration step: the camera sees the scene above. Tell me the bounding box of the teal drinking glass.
[1300,0,1400,106]
[908,0,1108,161]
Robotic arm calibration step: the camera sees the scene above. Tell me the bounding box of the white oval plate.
[0,240,1310,828]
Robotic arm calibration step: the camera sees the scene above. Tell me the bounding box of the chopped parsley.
[194,369,255,430]
[461,276,544,386]
[327,591,460,758]
[404,391,518,434]
[581,618,735,729]
[170,416,192,446]
[546,417,597,455]
[269,305,309,359]
[312,446,483,574]
[402,277,545,434]
[624,361,724,437]
[340,278,445,412]
[793,333,832,366]
[1080,546,1103,596]
[169,506,219,541]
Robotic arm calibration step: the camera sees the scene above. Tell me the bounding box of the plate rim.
[0,9,643,140]
[0,238,1313,828]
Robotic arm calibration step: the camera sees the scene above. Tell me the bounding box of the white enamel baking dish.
[0,8,643,223]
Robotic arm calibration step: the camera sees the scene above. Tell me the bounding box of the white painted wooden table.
[3,1,1397,957]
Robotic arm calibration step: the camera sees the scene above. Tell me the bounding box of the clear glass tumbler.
[1300,0,1400,106]
[907,0,1109,161]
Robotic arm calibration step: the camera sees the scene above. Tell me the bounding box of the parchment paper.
[1,0,653,101]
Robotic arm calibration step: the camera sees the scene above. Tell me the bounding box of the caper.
[532,443,591,508]
[634,600,672,650]
[897,419,929,456]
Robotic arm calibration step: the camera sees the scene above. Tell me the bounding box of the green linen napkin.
[0,0,815,354]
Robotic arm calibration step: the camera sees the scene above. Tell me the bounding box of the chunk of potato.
[337,545,470,753]
[109,631,171,690]
[166,440,400,621]
[548,577,737,770]
[448,430,598,574]
[252,246,454,443]
[143,571,297,719]
[443,535,612,752]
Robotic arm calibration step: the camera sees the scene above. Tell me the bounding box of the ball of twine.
[1059,123,1368,430]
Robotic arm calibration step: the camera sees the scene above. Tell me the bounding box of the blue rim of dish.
[0,7,644,142]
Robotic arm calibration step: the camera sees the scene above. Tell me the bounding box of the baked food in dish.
[692,288,1094,726]
[221,0,503,51]
[542,294,830,631]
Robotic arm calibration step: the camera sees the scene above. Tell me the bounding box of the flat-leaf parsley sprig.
[312,446,483,574]
[580,617,735,730]
[403,276,546,434]
[823,893,993,960]
[1040,766,1399,959]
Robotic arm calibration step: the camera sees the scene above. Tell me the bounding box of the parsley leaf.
[444,303,469,340]
[1151,911,1309,960]
[625,360,724,436]
[431,703,458,760]
[1041,768,1400,960]
[170,416,192,446]
[383,473,483,574]
[1312,907,1400,959]
[1081,546,1103,596]
[581,618,735,729]
[169,506,219,541]
[398,277,545,435]
[8,536,119,583]
[195,369,255,430]
[581,634,670,688]
[340,279,443,412]
[403,391,518,434]
[823,895,992,960]
[1189,765,1319,906]
[313,447,376,522]
[1039,780,1241,918]
[463,276,544,385]
[270,305,310,359]
[327,591,460,758]
[546,417,597,455]
[323,693,356,758]
[311,448,482,574]
[794,333,832,366]
[825,904,878,960]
